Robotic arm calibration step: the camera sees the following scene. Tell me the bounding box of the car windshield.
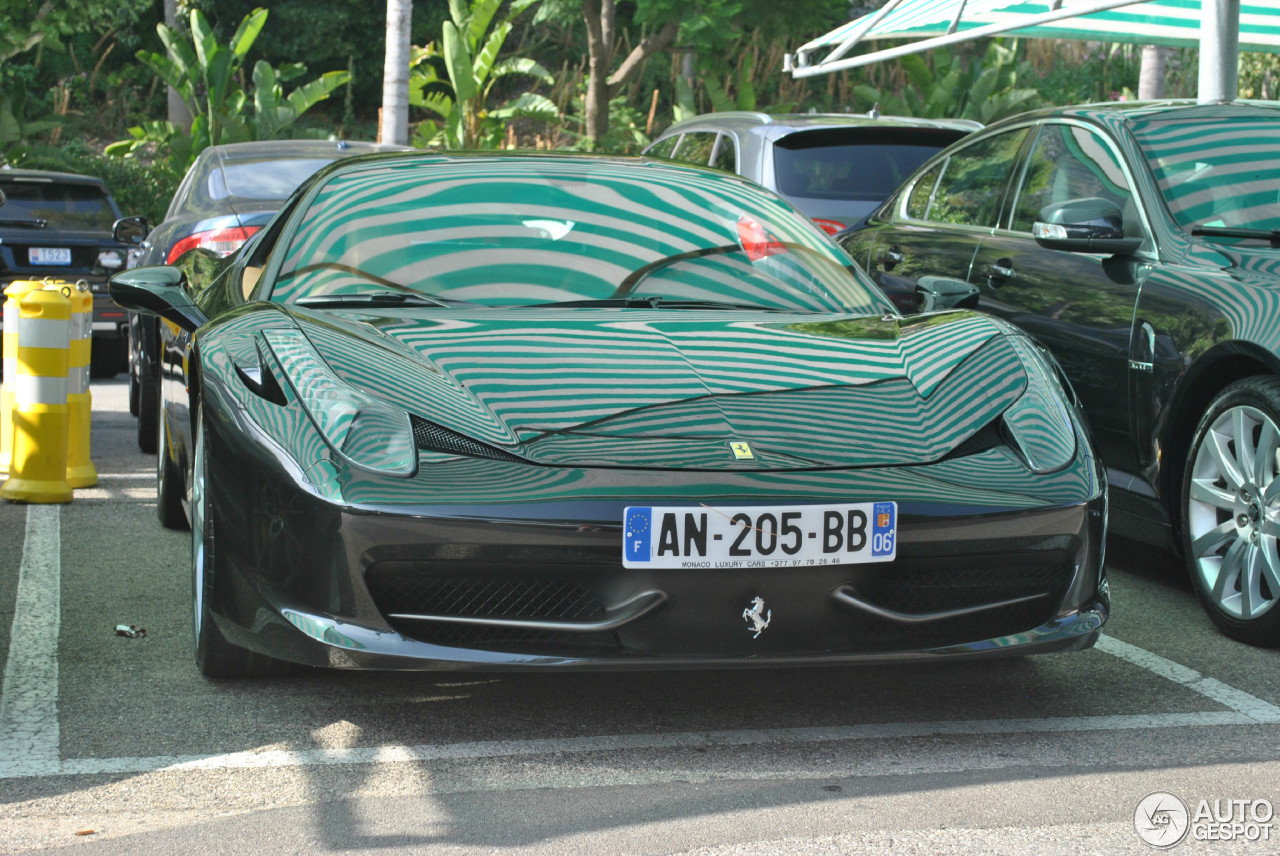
[269,158,891,315]
[1132,112,1280,235]
[0,180,116,231]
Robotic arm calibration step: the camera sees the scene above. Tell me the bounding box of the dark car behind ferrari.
[1,167,146,376]
[839,99,1280,646]
[128,139,409,452]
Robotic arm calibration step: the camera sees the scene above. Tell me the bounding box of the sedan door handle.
[878,248,904,269]
[983,262,1015,286]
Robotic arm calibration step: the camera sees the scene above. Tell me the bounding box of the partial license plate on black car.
[622,502,896,569]
[28,247,71,266]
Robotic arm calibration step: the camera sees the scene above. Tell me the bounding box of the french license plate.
[29,247,72,266]
[622,502,896,569]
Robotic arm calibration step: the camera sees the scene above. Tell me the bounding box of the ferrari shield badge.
[730,441,754,460]
[742,597,771,638]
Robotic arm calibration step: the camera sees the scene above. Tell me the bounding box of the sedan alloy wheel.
[1185,378,1280,644]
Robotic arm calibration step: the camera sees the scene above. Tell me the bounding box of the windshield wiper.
[293,292,471,309]
[512,296,780,311]
[1191,225,1280,246]
[0,218,47,229]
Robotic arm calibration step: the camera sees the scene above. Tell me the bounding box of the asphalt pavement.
[0,377,1278,855]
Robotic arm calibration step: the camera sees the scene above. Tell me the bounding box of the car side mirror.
[113,215,150,245]
[1032,197,1142,256]
[916,275,979,312]
[109,265,207,333]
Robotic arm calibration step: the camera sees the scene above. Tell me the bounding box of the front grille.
[410,415,524,462]
[860,563,1066,614]
[365,569,621,652]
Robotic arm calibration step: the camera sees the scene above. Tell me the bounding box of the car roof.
[657,111,983,137]
[976,98,1280,134]
[0,167,109,189]
[309,149,767,189]
[199,139,413,163]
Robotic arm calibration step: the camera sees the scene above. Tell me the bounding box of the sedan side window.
[646,136,680,159]
[674,132,718,166]
[910,129,1028,228]
[1012,124,1137,235]
[711,134,737,172]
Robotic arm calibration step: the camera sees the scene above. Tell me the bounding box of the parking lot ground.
[0,378,1278,855]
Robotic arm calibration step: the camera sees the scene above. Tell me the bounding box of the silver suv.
[645,112,979,233]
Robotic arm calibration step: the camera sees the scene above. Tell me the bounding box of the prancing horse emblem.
[742,597,772,638]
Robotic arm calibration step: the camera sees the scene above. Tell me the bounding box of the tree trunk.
[164,0,191,132]
[381,0,412,145]
[582,1,679,148]
[581,0,615,147]
[1138,45,1169,100]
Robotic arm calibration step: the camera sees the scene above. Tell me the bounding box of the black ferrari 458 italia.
[110,152,1107,677]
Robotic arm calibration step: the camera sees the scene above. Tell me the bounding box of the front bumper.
[201,399,1109,670]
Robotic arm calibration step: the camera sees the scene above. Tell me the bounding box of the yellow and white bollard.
[0,288,73,504]
[0,279,45,476]
[63,280,97,488]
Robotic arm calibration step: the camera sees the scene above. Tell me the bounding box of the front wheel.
[1182,376,1280,646]
[191,406,286,678]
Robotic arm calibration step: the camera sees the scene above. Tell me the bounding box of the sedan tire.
[128,351,139,416]
[1183,376,1280,647]
[136,361,158,454]
[156,378,187,530]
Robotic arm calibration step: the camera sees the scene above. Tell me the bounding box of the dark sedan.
[129,139,409,452]
[110,152,1105,678]
[839,99,1280,646]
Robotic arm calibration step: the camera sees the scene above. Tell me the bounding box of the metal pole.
[1198,0,1240,103]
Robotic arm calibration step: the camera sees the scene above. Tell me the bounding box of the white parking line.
[0,505,61,778]
[1095,634,1280,722]
[2,499,1279,780]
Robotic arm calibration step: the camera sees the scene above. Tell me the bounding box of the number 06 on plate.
[622,502,896,569]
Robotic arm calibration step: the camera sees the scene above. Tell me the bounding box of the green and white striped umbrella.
[790,0,1280,76]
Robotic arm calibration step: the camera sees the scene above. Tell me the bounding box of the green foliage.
[0,89,61,166]
[107,7,350,167]
[852,41,1041,123]
[561,88,651,154]
[1024,42,1141,105]
[12,138,180,225]
[410,0,556,149]
[0,0,151,63]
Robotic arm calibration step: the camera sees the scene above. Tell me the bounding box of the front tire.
[1183,376,1280,646]
[191,406,285,678]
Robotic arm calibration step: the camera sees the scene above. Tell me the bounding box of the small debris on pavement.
[114,624,146,638]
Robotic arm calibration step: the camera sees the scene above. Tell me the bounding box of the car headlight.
[262,329,418,477]
[1000,334,1078,474]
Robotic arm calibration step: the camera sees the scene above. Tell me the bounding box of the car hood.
[297,309,1028,470]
